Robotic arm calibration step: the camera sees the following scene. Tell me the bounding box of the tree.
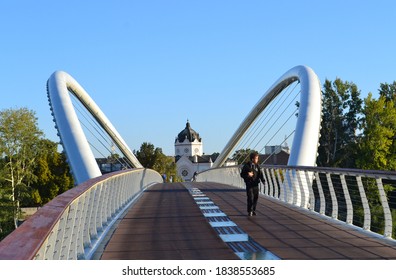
[378,81,396,102]
[0,108,43,229]
[134,142,179,182]
[0,158,14,240]
[134,142,163,169]
[317,79,363,167]
[28,139,74,206]
[232,149,258,165]
[354,89,396,238]
[154,155,180,182]
[356,93,396,170]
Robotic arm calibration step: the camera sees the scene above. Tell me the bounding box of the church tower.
[175,120,203,158]
[175,121,208,181]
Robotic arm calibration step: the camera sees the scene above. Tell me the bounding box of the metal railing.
[196,165,396,239]
[0,169,162,260]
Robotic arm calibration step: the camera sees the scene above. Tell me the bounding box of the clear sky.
[1,1,395,155]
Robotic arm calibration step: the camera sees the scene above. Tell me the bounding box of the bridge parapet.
[0,169,162,260]
[196,165,396,240]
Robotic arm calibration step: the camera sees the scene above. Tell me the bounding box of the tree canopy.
[28,139,74,206]
[356,90,396,170]
[0,108,74,240]
[134,142,180,182]
[317,78,363,167]
[0,108,44,230]
[232,148,258,165]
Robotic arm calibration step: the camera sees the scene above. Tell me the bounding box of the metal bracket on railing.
[376,178,393,238]
[340,175,353,224]
[356,176,371,231]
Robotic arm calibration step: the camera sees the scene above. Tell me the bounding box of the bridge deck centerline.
[99,182,238,260]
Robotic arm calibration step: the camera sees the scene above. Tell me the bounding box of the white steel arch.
[212,65,322,208]
[213,65,322,168]
[47,71,143,185]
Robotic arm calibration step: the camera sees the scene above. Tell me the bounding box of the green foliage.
[0,109,74,240]
[317,79,363,167]
[232,149,258,165]
[107,153,120,164]
[313,79,396,238]
[27,139,74,206]
[356,94,396,170]
[378,81,396,102]
[353,84,396,239]
[0,108,43,230]
[134,142,163,169]
[0,201,14,240]
[135,142,180,182]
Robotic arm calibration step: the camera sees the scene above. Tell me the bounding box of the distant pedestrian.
[162,173,167,183]
[192,171,198,181]
[240,152,265,216]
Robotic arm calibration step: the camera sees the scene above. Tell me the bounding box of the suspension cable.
[70,93,113,148]
[242,88,299,154]
[235,82,300,164]
[69,93,133,169]
[260,129,295,165]
[249,95,299,154]
[234,82,298,155]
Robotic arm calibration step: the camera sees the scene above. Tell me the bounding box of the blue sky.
[1,1,395,155]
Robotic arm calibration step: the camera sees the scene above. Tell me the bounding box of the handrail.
[0,169,162,260]
[196,165,396,239]
[203,164,396,179]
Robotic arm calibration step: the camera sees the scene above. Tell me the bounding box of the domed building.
[175,120,215,181]
[175,120,203,157]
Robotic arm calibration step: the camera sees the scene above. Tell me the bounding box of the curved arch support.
[47,71,143,185]
[213,65,322,207]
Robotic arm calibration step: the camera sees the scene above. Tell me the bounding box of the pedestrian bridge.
[0,66,396,260]
[1,165,396,260]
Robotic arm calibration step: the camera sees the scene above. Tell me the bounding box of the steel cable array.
[233,81,301,165]
[69,92,133,170]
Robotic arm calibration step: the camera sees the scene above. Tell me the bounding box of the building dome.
[176,121,201,143]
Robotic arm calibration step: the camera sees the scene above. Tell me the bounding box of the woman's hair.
[249,152,259,160]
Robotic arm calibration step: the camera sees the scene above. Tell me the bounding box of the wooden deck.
[98,182,396,260]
